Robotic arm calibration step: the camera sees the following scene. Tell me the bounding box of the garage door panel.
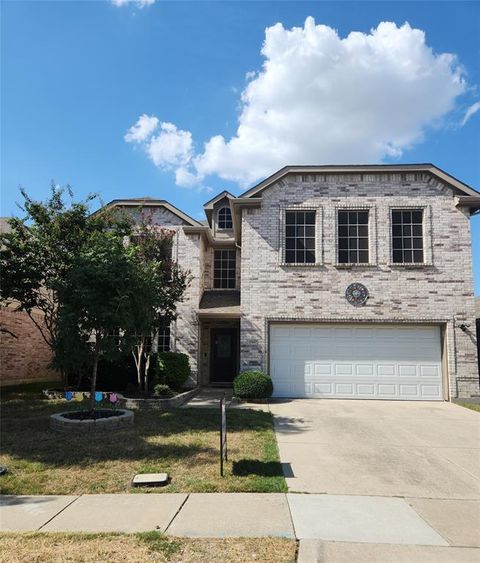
[314,363,332,376]
[377,364,396,376]
[420,365,441,377]
[314,383,333,394]
[356,364,375,376]
[398,365,417,377]
[357,384,375,396]
[270,324,443,401]
[421,384,441,398]
[335,364,354,376]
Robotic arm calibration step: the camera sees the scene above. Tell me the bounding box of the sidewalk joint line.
[37,495,82,531]
[403,498,451,545]
[285,494,299,541]
[164,493,190,534]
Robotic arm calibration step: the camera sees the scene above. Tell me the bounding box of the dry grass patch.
[0,532,297,563]
[0,387,286,495]
[457,402,480,413]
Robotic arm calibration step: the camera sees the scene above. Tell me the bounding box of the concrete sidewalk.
[2,493,479,552]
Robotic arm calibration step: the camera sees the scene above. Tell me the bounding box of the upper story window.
[338,210,369,264]
[213,249,236,288]
[218,207,233,230]
[285,211,316,264]
[392,209,424,264]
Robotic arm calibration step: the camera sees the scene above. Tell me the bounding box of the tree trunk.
[132,340,144,392]
[89,340,100,412]
[144,352,151,395]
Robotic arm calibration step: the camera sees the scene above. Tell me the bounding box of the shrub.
[153,384,174,398]
[156,352,191,391]
[233,370,273,400]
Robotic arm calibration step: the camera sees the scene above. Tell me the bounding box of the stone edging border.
[117,387,200,410]
[50,409,134,434]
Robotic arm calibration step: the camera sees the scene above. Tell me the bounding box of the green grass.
[455,402,480,413]
[0,385,286,495]
[137,531,182,558]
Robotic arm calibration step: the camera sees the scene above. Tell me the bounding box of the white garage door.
[269,324,443,400]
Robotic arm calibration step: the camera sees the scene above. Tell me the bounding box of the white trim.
[388,205,433,267]
[278,205,323,266]
[334,204,377,267]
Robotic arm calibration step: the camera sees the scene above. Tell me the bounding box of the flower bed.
[50,409,134,434]
[117,387,200,410]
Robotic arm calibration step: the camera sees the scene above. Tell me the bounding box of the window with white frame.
[285,210,316,264]
[218,207,233,229]
[158,325,171,352]
[213,249,236,288]
[391,209,424,264]
[337,210,369,264]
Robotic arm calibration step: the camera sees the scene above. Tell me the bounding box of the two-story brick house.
[103,164,480,401]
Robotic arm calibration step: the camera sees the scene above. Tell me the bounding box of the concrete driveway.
[270,399,480,499]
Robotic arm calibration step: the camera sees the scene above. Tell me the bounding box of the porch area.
[198,290,240,387]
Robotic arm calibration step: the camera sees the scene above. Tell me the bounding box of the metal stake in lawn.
[220,392,227,476]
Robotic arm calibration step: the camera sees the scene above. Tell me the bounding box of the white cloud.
[461,101,480,126]
[146,122,193,170]
[124,114,159,142]
[112,0,155,7]
[126,17,468,188]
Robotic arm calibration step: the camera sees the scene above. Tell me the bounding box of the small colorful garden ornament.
[95,391,103,402]
[65,391,74,401]
[75,392,83,402]
[109,393,118,404]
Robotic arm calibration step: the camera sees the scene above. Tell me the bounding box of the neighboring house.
[0,218,58,386]
[102,164,480,401]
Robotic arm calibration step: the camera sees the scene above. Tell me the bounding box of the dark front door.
[210,328,238,384]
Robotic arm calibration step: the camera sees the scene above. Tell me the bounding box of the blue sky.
[2,1,479,293]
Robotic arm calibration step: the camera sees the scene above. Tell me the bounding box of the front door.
[210,328,238,384]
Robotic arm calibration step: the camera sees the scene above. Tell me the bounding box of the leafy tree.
[0,185,130,384]
[57,231,140,411]
[127,213,190,393]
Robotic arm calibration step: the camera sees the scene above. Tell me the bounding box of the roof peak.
[240,163,479,198]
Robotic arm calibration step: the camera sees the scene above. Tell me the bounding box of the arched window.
[218,206,233,229]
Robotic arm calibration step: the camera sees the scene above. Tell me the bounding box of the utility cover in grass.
[132,473,169,487]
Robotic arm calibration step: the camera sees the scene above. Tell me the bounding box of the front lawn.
[0,532,297,563]
[0,385,286,495]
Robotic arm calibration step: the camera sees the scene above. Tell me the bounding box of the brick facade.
[239,172,479,398]
[0,307,58,385]
[40,173,476,399]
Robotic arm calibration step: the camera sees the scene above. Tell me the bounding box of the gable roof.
[240,164,480,199]
[95,198,202,227]
[203,190,236,209]
[202,190,236,226]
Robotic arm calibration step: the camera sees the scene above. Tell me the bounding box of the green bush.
[153,383,174,398]
[156,352,191,391]
[233,370,273,400]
